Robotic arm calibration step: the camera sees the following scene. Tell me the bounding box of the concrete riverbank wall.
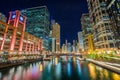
[0,58,42,69]
[86,59,120,74]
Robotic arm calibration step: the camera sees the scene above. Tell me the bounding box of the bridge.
[46,53,82,56]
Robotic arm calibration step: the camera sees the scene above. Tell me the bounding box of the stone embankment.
[86,59,120,74]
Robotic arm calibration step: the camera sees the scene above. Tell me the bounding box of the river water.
[0,58,120,80]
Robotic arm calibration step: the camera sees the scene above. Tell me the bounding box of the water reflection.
[0,72,2,79]
[67,62,72,77]
[55,62,61,80]
[112,73,120,80]
[39,63,43,72]
[88,63,96,80]
[55,58,58,65]
[88,63,120,80]
[0,60,120,80]
[76,60,82,77]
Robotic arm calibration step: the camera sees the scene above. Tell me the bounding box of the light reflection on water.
[67,62,71,77]
[88,63,97,80]
[55,62,61,80]
[76,60,82,77]
[112,73,120,80]
[0,59,120,80]
[0,72,2,79]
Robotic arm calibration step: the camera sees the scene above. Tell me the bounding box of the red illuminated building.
[0,10,43,54]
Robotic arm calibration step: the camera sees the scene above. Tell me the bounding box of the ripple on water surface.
[0,60,120,80]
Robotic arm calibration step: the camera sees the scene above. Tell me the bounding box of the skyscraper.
[62,44,65,53]
[72,40,78,52]
[81,14,92,51]
[21,6,50,51]
[67,43,72,52]
[0,13,7,22]
[52,20,60,52]
[0,13,7,31]
[78,32,84,51]
[87,0,117,50]
[106,0,120,49]
[52,38,56,53]
[0,13,7,53]
[21,6,50,38]
[65,40,68,53]
[88,34,95,52]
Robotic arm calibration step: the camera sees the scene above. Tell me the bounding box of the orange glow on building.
[0,10,43,54]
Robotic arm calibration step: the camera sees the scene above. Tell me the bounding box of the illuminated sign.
[12,14,16,19]
[19,15,24,22]
[11,11,16,19]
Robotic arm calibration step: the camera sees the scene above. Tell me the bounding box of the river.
[0,58,120,80]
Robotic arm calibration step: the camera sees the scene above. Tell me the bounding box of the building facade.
[72,40,78,52]
[51,38,56,53]
[21,6,50,38]
[78,32,84,51]
[0,13,7,35]
[52,21,60,52]
[0,10,43,55]
[0,13,7,22]
[106,0,120,49]
[81,14,92,51]
[67,43,72,52]
[88,34,95,52]
[87,0,117,50]
[62,44,65,53]
[21,6,50,51]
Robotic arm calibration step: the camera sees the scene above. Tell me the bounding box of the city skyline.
[0,0,120,80]
[0,0,88,45]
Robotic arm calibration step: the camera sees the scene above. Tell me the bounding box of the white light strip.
[107,0,115,9]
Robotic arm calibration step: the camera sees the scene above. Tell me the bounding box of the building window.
[102,10,105,14]
[104,36,107,40]
[105,23,108,26]
[110,43,114,48]
[99,0,102,3]
[108,36,112,40]
[106,44,108,48]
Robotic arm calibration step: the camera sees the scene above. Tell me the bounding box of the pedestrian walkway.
[104,56,120,60]
[87,59,120,74]
[103,62,120,68]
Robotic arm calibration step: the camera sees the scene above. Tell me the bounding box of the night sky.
[0,0,88,45]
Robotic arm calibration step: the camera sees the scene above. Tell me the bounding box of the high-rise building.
[0,13,7,31]
[21,6,50,38]
[0,13,7,22]
[52,21,60,52]
[88,34,95,52]
[62,40,79,53]
[87,0,117,50]
[75,40,79,52]
[72,40,78,52]
[65,40,68,52]
[52,38,56,53]
[67,43,72,52]
[81,14,92,51]
[78,32,84,51]
[106,0,120,49]
[72,40,75,52]
[62,44,65,53]
[21,6,50,51]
